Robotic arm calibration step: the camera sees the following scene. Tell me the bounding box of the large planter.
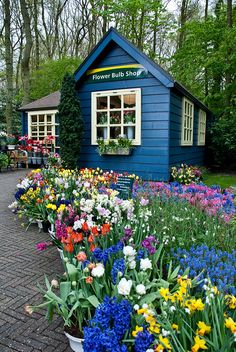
[64,332,84,352]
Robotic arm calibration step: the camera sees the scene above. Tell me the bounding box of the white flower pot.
[57,248,64,261]
[65,332,84,352]
[7,144,15,150]
[127,126,134,139]
[103,127,108,139]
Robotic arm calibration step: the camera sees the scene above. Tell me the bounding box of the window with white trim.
[28,110,59,152]
[91,88,141,145]
[181,98,194,146]
[198,110,206,145]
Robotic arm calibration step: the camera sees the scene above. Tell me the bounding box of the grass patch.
[203,172,236,189]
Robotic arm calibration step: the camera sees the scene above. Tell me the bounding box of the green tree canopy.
[30,57,82,101]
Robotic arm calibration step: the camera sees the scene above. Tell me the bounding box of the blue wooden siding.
[77,43,170,180]
[169,90,205,167]
[21,112,28,135]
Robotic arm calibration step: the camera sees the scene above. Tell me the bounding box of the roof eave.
[18,106,58,112]
[173,81,211,114]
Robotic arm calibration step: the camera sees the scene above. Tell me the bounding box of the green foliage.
[210,114,236,167]
[0,152,9,169]
[57,73,83,169]
[146,196,235,252]
[171,6,236,166]
[30,57,82,101]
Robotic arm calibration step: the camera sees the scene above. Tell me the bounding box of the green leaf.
[87,295,100,308]
[60,281,71,301]
[140,292,159,305]
[66,263,78,281]
[168,264,180,281]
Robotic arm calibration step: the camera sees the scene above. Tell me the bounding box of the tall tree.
[20,0,33,105]
[4,0,13,133]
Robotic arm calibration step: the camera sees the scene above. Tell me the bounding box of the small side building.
[19,28,211,180]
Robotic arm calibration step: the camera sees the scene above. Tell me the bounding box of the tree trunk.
[178,0,188,49]
[20,0,33,105]
[4,0,14,133]
[33,0,39,69]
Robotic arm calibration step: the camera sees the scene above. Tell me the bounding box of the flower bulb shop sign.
[86,64,148,83]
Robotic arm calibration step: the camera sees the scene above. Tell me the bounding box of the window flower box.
[97,137,134,156]
[100,148,132,156]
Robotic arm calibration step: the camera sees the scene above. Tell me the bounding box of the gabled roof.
[18,91,60,111]
[74,27,174,88]
[74,27,210,113]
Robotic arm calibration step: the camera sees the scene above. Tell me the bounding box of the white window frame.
[198,109,206,146]
[27,109,59,149]
[91,88,141,145]
[181,97,194,146]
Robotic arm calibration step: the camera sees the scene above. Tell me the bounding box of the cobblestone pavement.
[0,169,71,352]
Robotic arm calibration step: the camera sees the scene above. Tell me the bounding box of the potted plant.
[6,134,17,150]
[28,261,103,352]
[124,110,135,124]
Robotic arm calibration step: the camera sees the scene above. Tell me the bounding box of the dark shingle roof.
[19,91,60,111]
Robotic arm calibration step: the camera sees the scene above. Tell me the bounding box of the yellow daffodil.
[226,295,236,309]
[196,321,211,336]
[159,287,170,301]
[225,317,236,333]
[172,323,179,331]
[157,335,172,350]
[132,325,143,337]
[46,204,57,211]
[191,335,208,351]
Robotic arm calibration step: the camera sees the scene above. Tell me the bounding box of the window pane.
[47,115,52,122]
[31,115,37,124]
[39,115,45,123]
[110,127,121,139]
[97,112,108,125]
[110,111,121,124]
[47,126,52,131]
[124,94,136,108]
[110,95,121,109]
[39,126,44,131]
[97,96,107,109]
[124,110,136,124]
[124,126,135,140]
[97,127,108,140]
[31,126,37,132]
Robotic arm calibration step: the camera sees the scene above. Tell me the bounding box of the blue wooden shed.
[20,28,210,180]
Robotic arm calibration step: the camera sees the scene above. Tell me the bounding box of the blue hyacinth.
[172,245,236,294]
[83,297,132,352]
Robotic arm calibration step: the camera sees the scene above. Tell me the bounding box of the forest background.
[0,0,235,166]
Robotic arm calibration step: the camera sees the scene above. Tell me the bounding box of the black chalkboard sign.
[116,176,134,199]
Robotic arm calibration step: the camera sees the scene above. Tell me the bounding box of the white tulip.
[91,263,105,278]
[117,278,132,296]
[136,284,146,295]
[123,245,136,257]
[140,258,152,271]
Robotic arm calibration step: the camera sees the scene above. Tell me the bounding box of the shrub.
[171,164,202,184]
[57,73,83,169]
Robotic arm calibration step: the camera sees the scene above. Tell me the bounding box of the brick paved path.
[0,170,71,352]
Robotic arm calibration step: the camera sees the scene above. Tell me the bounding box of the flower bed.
[11,167,236,351]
